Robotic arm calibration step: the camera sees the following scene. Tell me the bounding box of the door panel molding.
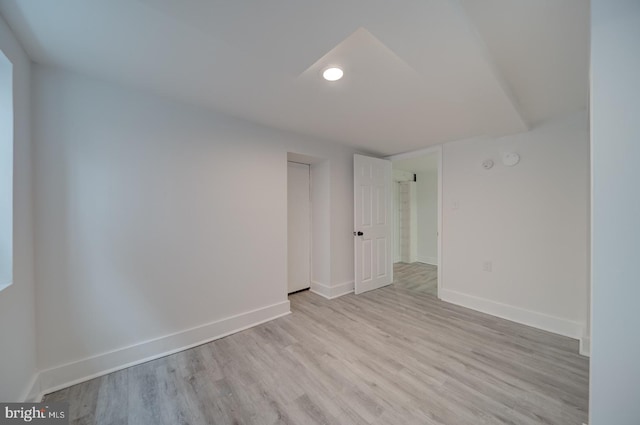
[354,154,393,294]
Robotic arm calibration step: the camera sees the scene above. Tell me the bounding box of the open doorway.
[391,151,440,297]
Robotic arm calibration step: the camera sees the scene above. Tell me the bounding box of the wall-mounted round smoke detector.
[502,152,520,166]
[482,159,494,170]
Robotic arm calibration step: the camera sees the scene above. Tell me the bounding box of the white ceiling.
[0,0,589,156]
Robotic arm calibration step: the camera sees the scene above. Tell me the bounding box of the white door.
[287,162,311,293]
[354,154,393,294]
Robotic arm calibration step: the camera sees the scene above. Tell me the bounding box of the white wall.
[441,111,589,339]
[328,153,357,290]
[416,171,437,265]
[0,14,37,401]
[310,160,331,287]
[0,50,12,288]
[590,1,640,423]
[32,65,358,391]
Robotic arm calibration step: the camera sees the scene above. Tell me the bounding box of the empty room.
[1,1,639,424]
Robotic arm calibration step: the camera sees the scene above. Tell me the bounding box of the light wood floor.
[394,262,438,296]
[45,263,589,425]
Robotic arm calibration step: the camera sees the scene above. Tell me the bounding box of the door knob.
[353,231,364,236]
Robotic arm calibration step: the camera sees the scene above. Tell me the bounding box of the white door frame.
[386,145,443,298]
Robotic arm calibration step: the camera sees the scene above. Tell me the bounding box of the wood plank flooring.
[44,263,589,425]
[394,262,438,296]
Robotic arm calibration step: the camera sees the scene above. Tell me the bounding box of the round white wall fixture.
[502,152,520,166]
[322,67,343,81]
[482,159,494,170]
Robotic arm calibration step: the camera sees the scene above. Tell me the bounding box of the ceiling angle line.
[450,0,530,131]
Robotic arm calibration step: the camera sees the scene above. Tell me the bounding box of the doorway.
[390,151,440,297]
[287,161,311,294]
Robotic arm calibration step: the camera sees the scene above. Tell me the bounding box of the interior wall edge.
[0,12,38,403]
[310,280,354,300]
[580,336,591,357]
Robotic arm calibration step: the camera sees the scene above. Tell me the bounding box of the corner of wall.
[580,336,591,357]
[310,280,354,299]
[23,373,42,402]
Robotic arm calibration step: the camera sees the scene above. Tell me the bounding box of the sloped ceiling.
[0,0,588,155]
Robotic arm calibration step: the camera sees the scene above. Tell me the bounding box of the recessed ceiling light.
[323,67,343,82]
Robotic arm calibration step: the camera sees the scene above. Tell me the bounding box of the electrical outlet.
[483,261,492,272]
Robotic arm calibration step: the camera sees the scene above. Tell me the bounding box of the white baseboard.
[310,280,354,299]
[580,336,591,357]
[310,281,332,298]
[417,256,438,266]
[34,300,290,400]
[331,280,355,298]
[440,289,584,340]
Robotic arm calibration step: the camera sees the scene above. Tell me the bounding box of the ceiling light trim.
[322,67,344,82]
